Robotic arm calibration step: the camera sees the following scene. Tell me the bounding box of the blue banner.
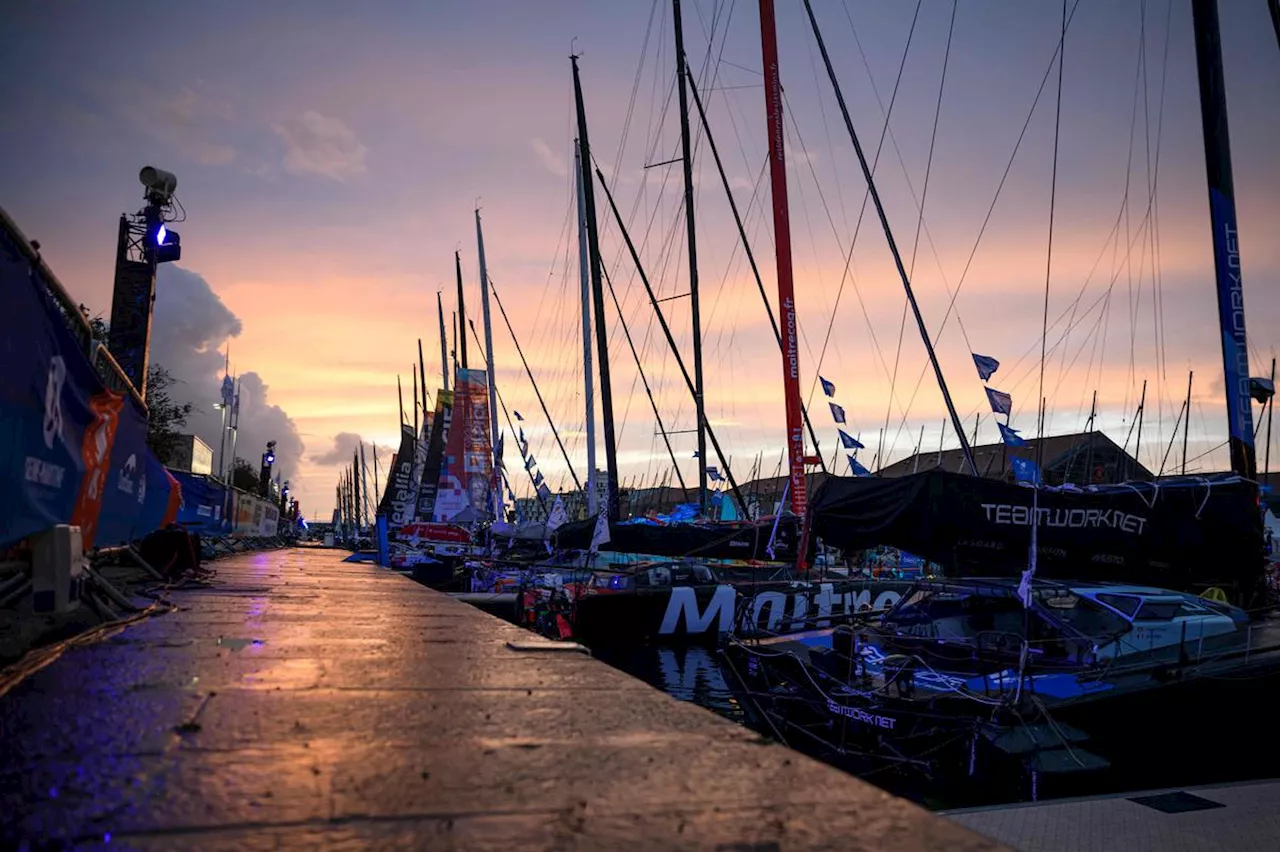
[171,470,229,533]
[1,213,176,552]
[1209,188,1254,459]
[95,395,151,547]
[0,226,97,551]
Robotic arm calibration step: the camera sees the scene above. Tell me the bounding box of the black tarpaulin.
[551,515,802,561]
[808,470,1263,592]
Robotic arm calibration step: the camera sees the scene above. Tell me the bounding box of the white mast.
[575,144,598,515]
[475,209,504,521]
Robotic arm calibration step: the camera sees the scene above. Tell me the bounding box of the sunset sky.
[3,1,1279,519]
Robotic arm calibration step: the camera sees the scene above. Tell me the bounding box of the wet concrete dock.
[0,547,1003,850]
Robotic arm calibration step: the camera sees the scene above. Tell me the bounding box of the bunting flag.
[1010,456,1041,485]
[707,466,723,482]
[838,429,864,450]
[820,376,836,398]
[848,455,871,476]
[985,387,1013,417]
[972,353,1000,382]
[524,455,537,472]
[546,495,567,532]
[514,411,524,421]
[998,422,1028,447]
[829,402,847,424]
[589,504,611,552]
[692,450,700,459]
[532,470,545,488]
[536,482,551,500]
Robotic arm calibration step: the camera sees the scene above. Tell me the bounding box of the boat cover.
[808,470,1263,592]
[552,514,803,561]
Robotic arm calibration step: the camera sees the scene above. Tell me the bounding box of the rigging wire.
[883,0,958,465]
[798,0,923,420]
[1039,0,1067,455]
[882,0,1084,463]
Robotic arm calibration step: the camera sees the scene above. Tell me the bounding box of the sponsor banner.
[226,490,280,538]
[95,393,153,547]
[170,470,229,533]
[0,230,96,550]
[434,371,492,522]
[415,391,451,522]
[379,426,417,525]
[810,469,1263,591]
[0,217,173,551]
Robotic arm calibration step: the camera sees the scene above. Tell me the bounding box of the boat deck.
[945,779,1280,851]
[0,546,1001,850]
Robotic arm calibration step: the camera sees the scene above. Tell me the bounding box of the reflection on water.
[593,646,747,726]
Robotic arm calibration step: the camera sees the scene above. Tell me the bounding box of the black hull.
[570,579,911,647]
[725,636,1280,807]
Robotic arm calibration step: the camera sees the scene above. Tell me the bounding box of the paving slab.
[945,779,1280,852]
[1,547,1005,850]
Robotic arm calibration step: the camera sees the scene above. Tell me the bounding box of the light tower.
[107,166,183,399]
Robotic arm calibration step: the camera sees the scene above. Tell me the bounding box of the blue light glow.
[156,224,168,244]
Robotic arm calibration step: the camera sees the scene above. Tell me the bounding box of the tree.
[230,457,261,493]
[146,364,195,463]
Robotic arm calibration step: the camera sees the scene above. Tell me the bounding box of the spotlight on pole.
[259,440,277,497]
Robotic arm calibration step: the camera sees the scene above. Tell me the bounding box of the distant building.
[877,430,1150,486]
[166,433,214,476]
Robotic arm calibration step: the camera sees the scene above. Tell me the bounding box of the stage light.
[148,222,181,264]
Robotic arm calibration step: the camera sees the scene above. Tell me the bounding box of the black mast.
[455,251,469,371]
[595,165,750,519]
[437,291,450,391]
[418,338,429,414]
[1191,0,1256,479]
[572,55,621,520]
[802,0,976,476]
[684,66,826,473]
[672,0,708,514]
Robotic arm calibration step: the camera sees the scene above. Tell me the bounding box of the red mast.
[759,0,809,567]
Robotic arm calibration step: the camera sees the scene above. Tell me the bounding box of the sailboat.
[727,0,1280,804]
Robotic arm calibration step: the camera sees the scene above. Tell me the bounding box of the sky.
[3,1,1279,519]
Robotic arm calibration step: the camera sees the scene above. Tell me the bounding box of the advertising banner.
[415,391,451,523]
[170,470,229,533]
[0,221,102,550]
[433,370,492,522]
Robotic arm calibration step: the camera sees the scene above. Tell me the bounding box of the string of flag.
[972,352,1039,485]
[820,376,868,477]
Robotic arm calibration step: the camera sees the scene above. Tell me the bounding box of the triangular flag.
[972,353,1000,382]
[707,466,723,482]
[829,402,846,424]
[998,422,1028,447]
[546,495,568,533]
[524,455,537,472]
[986,387,1013,417]
[536,482,551,500]
[820,376,836,398]
[589,505,611,552]
[692,450,700,459]
[532,470,545,488]
[848,455,871,476]
[838,429,864,450]
[514,411,524,421]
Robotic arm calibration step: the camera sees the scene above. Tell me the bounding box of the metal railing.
[1,206,146,411]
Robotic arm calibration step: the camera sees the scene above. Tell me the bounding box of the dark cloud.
[310,431,391,466]
[150,265,305,479]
